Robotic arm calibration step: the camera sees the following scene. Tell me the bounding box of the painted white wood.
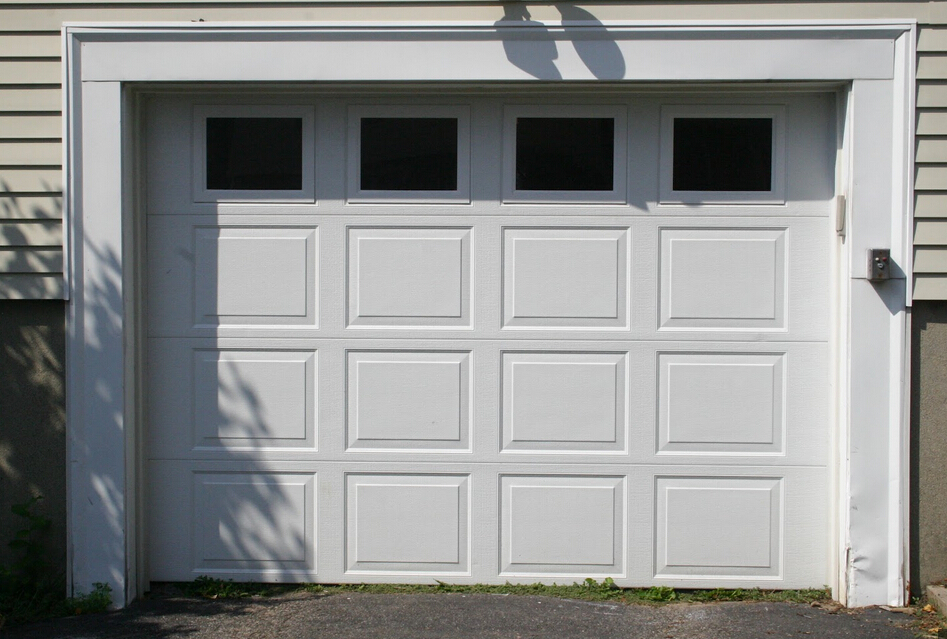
[63,21,914,606]
[75,25,900,83]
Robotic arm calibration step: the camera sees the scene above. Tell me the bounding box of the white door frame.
[62,19,915,607]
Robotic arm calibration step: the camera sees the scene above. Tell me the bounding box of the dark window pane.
[515,117,615,191]
[672,118,773,192]
[360,118,458,191]
[206,117,303,190]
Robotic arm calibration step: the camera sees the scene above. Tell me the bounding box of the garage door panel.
[147,217,320,336]
[501,351,628,454]
[147,339,320,457]
[648,467,828,587]
[346,227,472,328]
[502,227,630,330]
[500,475,626,577]
[193,472,316,572]
[346,350,472,452]
[345,474,470,574]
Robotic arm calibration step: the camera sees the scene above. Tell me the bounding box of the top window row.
[193,105,785,204]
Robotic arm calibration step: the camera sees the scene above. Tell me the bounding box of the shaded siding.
[0,3,945,299]
[0,25,61,300]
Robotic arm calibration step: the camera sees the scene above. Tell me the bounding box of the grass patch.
[172,576,830,606]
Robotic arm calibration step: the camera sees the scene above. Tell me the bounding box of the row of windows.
[195,106,781,203]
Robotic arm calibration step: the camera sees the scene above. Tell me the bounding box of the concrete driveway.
[0,591,921,639]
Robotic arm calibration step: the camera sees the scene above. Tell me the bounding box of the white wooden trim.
[63,20,914,607]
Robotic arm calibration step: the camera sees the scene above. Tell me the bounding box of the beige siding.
[0,274,63,299]
[916,20,947,298]
[916,193,947,218]
[0,87,62,111]
[914,247,947,272]
[2,2,947,299]
[0,142,61,165]
[0,248,61,273]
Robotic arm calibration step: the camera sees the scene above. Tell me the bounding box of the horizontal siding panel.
[0,169,62,193]
[915,219,947,244]
[0,34,60,58]
[0,115,60,138]
[916,138,947,163]
[0,220,61,247]
[0,248,61,274]
[916,165,947,190]
[918,55,947,80]
[0,195,61,219]
[918,84,947,108]
[913,275,947,300]
[0,87,61,112]
[916,192,947,218]
[0,141,61,165]
[919,28,947,52]
[914,247,947,272]
[917,111,947,136]
[0,274,62,300]
[0,60,61,85]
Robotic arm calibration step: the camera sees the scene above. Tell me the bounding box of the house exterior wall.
[0,1,945,594]
[0,301,65,574]
[912,301,947,594]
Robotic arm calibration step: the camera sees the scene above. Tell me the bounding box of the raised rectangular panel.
[657,353,785,455]
[500,475,624,576]
[345,474,469,573]
[193,349,316,449]
[659,228,786,330]
[347,351,470,451]
[193,227,318,327]
[502,352,627,453]
[655,477,781,578]
[194,472,315,571]
[503,228,629,329]
[348,227,471,328]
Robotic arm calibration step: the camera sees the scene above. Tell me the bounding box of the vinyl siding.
[1,2,946,299]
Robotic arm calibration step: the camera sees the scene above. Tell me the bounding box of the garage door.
[144,90,833,588]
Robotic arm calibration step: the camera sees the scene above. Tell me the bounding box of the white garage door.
[144,90,833,588]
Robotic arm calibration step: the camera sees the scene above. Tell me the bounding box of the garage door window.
[347,105,470,203]
[192,105,316,203]
[515,117,615,191]
[503,105,627,203]
[206,117,303,191]
[660,105,785,205]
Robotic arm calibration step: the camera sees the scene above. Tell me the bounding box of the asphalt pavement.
[0,591,923,639]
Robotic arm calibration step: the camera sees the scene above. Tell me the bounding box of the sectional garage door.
[144,90,834,588]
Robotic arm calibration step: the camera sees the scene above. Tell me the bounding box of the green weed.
[0,497,111,629]
[174,576,830,607]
